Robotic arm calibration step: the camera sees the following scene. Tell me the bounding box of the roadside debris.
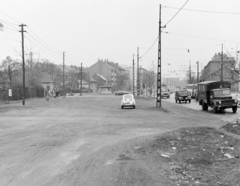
[222,122,240,135]
[134,127,240,186]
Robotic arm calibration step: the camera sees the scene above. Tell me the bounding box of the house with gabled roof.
[88,59,126,90]
[37,72,54,94]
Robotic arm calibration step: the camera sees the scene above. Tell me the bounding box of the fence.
[0,86,44,104]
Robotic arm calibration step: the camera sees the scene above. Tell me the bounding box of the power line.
[140,1,189,59]
[3,25,19,32]
[163,31,240,44]
[164,0,189,26]
[0,18,18,27]
[0,34,19,42]
[0,10,21,24]
[25,35,62,60]
[27,26,62,53]
[26,32,62,56]
[140,36,158,58]
[163,6,240,15]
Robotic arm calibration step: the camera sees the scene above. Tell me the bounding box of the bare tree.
[0,56,21,87]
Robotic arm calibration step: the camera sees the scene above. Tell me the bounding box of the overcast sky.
[1,0,240,78]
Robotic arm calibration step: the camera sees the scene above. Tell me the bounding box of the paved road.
[163,93,240,123]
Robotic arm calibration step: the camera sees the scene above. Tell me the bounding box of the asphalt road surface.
[164,93,240,123]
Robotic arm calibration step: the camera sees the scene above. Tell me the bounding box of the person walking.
[55,89,59,98]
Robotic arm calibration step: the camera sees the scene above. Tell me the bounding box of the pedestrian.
[53,89,56,98]
[56,89,59,98]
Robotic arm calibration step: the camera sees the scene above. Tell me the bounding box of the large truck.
[197,81,238,113]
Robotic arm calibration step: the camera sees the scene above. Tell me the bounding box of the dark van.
[197,81,238,113]
[175,90,191,103]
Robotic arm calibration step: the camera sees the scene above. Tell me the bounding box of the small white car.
[121,94,136,109]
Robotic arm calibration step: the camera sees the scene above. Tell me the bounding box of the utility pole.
[221,44,223,82]
[133,54,135,96]
[197,61,199,83]
[63,52,65,97]
[140,65,142,95]
[137,47,140,96]
[19,24,26,105]
[189,60,191,84]
[156,5,165,107]
[80,63,83,96]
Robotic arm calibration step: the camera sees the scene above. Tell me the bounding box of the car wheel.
[232,106,237,113]
[133,105,135,109]
[121,106,123,109]
[189,100,191,103]
[175,99,177,103]
[185,101,187,103]
[179,100,181,104]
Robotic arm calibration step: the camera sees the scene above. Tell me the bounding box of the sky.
[1,0,240,78]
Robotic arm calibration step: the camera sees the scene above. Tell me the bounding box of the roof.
[197,81,219,85]
[106,62,126,71]
[37,72,53,83]
[90,76,97,82]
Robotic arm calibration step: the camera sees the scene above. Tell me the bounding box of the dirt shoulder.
[0,95,233,186]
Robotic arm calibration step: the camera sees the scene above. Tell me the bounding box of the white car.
[121,94,136,109]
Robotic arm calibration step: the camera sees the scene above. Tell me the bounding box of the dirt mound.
[222,122,240,135]
[134,127,240,186]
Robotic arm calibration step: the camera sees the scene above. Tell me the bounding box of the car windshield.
[161,88,169,92]
[213,89,231,96]
[123,95,133,99]
[178,91,189,96]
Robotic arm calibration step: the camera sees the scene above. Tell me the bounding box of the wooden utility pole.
[156,4,165,107]
[197,61,199,83]
[221,44,223,82]
[63,52,65,97]
[19,24,26,105]
[137,47,140,96]
[80,63,83,96]
[189,60,191,84]
[133,54,135,96]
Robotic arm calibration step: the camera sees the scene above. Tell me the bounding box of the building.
[37,72,54,95]
[88,59,127,90]
[201,53,239,92]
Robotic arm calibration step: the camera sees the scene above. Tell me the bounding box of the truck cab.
[198,81,238,113]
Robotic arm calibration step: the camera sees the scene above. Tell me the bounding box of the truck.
[197,81,238,113]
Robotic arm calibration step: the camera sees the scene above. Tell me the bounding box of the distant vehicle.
[198,81,238,113]
[161,88,170,98]
[185,84,197,98]
[175,90,191,103]
[121,94,136,109]
[114,90,129,96]
[195,89,198,101]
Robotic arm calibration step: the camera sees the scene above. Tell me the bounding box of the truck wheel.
[213,105,217,113]
[232,106,237,113]
[202,103,205,111]
[205,105,208,111]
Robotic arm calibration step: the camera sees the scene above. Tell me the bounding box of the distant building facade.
[88,59,126,90]
[201,53,239,92]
